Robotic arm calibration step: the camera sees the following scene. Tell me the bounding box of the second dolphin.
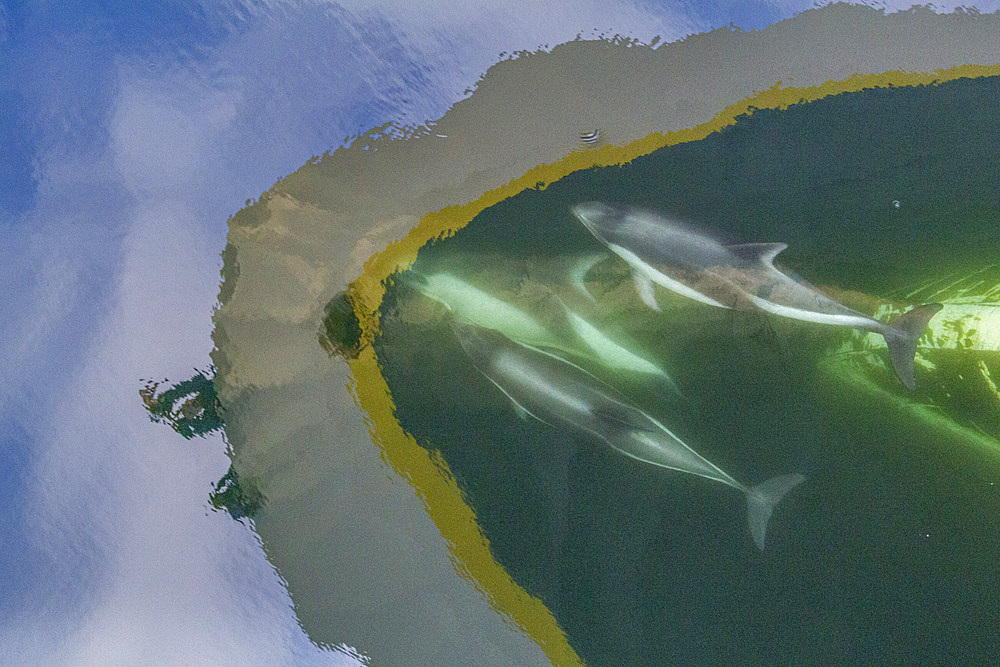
[451,319,804,551]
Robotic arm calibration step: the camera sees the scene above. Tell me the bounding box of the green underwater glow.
[819,264,1000,457]
[373,73,1000,664]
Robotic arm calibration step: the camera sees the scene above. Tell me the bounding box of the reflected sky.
[3,0,1000,662]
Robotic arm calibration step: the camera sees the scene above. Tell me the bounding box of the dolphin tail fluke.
[883,303,943,390]
[746,473,805,551]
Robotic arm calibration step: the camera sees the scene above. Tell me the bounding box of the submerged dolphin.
[398,270,551,343]
[398,267,678,386]
[451,320,804,550]
[553,294,682,395]
[572,201,943,389]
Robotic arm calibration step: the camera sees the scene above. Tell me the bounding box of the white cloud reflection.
[4,0,997,663]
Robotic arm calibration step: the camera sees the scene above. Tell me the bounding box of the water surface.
[376,74,1000,663]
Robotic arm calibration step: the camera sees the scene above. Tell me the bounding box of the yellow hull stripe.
[345,64,1000,666]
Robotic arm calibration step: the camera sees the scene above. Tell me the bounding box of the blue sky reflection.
[2,0,998,662]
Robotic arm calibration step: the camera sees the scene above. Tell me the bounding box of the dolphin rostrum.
[572,201,942,389]
[451,319,804,550]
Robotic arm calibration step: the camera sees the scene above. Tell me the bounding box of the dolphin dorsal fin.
[726,242,788,267]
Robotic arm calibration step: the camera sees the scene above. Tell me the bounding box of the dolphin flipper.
[746,473,805,551]
[569,253,607,302]
[632,270,661,311]
[883,303,944,390]
[486,377,554,426]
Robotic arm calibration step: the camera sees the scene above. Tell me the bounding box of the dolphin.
[451,320,804,551]
[397,269,551,343]
[553,294,682,395]
[572,201,943,389]
[398,267,679,387]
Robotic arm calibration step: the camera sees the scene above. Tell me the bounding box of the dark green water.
[375,76,1000,663]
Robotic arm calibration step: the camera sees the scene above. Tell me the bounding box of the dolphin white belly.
[608,243,729,309]
[743,293,880,329]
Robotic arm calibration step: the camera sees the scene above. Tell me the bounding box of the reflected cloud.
[6,0,1000,663]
